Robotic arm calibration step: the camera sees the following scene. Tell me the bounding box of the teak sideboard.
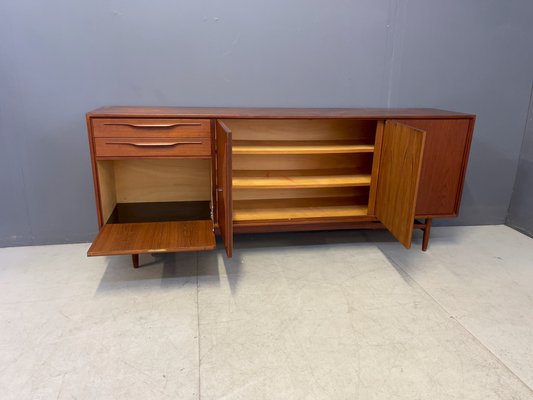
[86,107,475,268]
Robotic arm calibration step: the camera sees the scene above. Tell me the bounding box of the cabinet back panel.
[222,119,376,142]
[233,197,369,221]
[233,153,373,171]
[232,168,365,178]
[233,186,369,201]
[111,159,211,203]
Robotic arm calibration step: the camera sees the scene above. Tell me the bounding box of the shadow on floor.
[93,228,440,295]
[94,252,200,294]
[232,229,370,250]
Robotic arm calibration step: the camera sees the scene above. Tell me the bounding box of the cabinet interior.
[96,159,212,224]
[223,119,378,222]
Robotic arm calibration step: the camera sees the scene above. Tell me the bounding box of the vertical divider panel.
[216,120,233,257]
[367,120,384,216]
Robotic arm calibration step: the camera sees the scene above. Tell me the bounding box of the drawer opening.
[96,159,212,223]
[89,158,215,256]
[106,201,211,224]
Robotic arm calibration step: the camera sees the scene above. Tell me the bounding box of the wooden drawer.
[94,137,211,158]
[92,118,211,138]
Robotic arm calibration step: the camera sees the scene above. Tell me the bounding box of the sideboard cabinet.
[86,107,475,267]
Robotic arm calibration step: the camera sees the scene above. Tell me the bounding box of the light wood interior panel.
[234,197,368,209]
[233,169,366,178]
[233,198,368,221]
[222,119,376,141]
[111,159,211,203]
[234,205,368,221]
[233,174,371,189]
[227,118,377,223]
[233,141,374,155]
[233,153,373,172]
[96,161,117,223]
[233,186,369,201]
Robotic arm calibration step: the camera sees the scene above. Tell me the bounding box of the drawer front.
[94,137,211,158]
[92,118,211,138]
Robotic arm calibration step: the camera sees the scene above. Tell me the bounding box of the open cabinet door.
[375,121,426,248]
[216,120,233,257]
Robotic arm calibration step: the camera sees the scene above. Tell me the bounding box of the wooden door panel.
[88,221,216,256]
[375,121,426,248]
[400,119,473,217]
[216,121,233,257]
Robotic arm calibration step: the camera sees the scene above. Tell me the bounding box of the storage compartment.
[233,187,370,221]
[87,159,215,256]
[222,119,378,223]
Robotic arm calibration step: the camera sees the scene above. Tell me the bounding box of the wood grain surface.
[233,174,371,189]
[232,186,369,201]
[400,119,474,217]
[92,118,210,138]
[232,142,374,155]
[223,119,376,141]
[216,121,233,257]
[87,220,215,256]
[233,197,368,221]
[232,153,373,172]
[88,107,474,119]
[112,159,211,203]
[375,121,426,248]
[94,137,211,158]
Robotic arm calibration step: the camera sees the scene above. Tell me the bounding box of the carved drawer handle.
[106,141,202,147]
[104,122,202,128]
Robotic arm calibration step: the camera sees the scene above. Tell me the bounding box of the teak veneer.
[86,107,475,267]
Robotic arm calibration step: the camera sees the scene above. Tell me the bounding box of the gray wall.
[1,0,533,246]
[507,86,533,236]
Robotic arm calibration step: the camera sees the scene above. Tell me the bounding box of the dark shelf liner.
[106,201,211,224]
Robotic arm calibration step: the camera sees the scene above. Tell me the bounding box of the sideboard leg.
[132,254,140,268]
[422,218,433,251]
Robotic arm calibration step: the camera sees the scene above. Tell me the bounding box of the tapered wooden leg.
[132,254,140,268]
[422,218,432,251]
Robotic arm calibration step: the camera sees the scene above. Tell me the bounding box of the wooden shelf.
[234,204,367,222]
[233,197,368,221]
[233,174,371,189]
[233,140,374,155]
[87,220,215,256]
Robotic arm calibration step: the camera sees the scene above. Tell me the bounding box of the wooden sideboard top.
[87,107,475,120]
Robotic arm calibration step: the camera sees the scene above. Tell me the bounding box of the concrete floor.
[0,225,532,399]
